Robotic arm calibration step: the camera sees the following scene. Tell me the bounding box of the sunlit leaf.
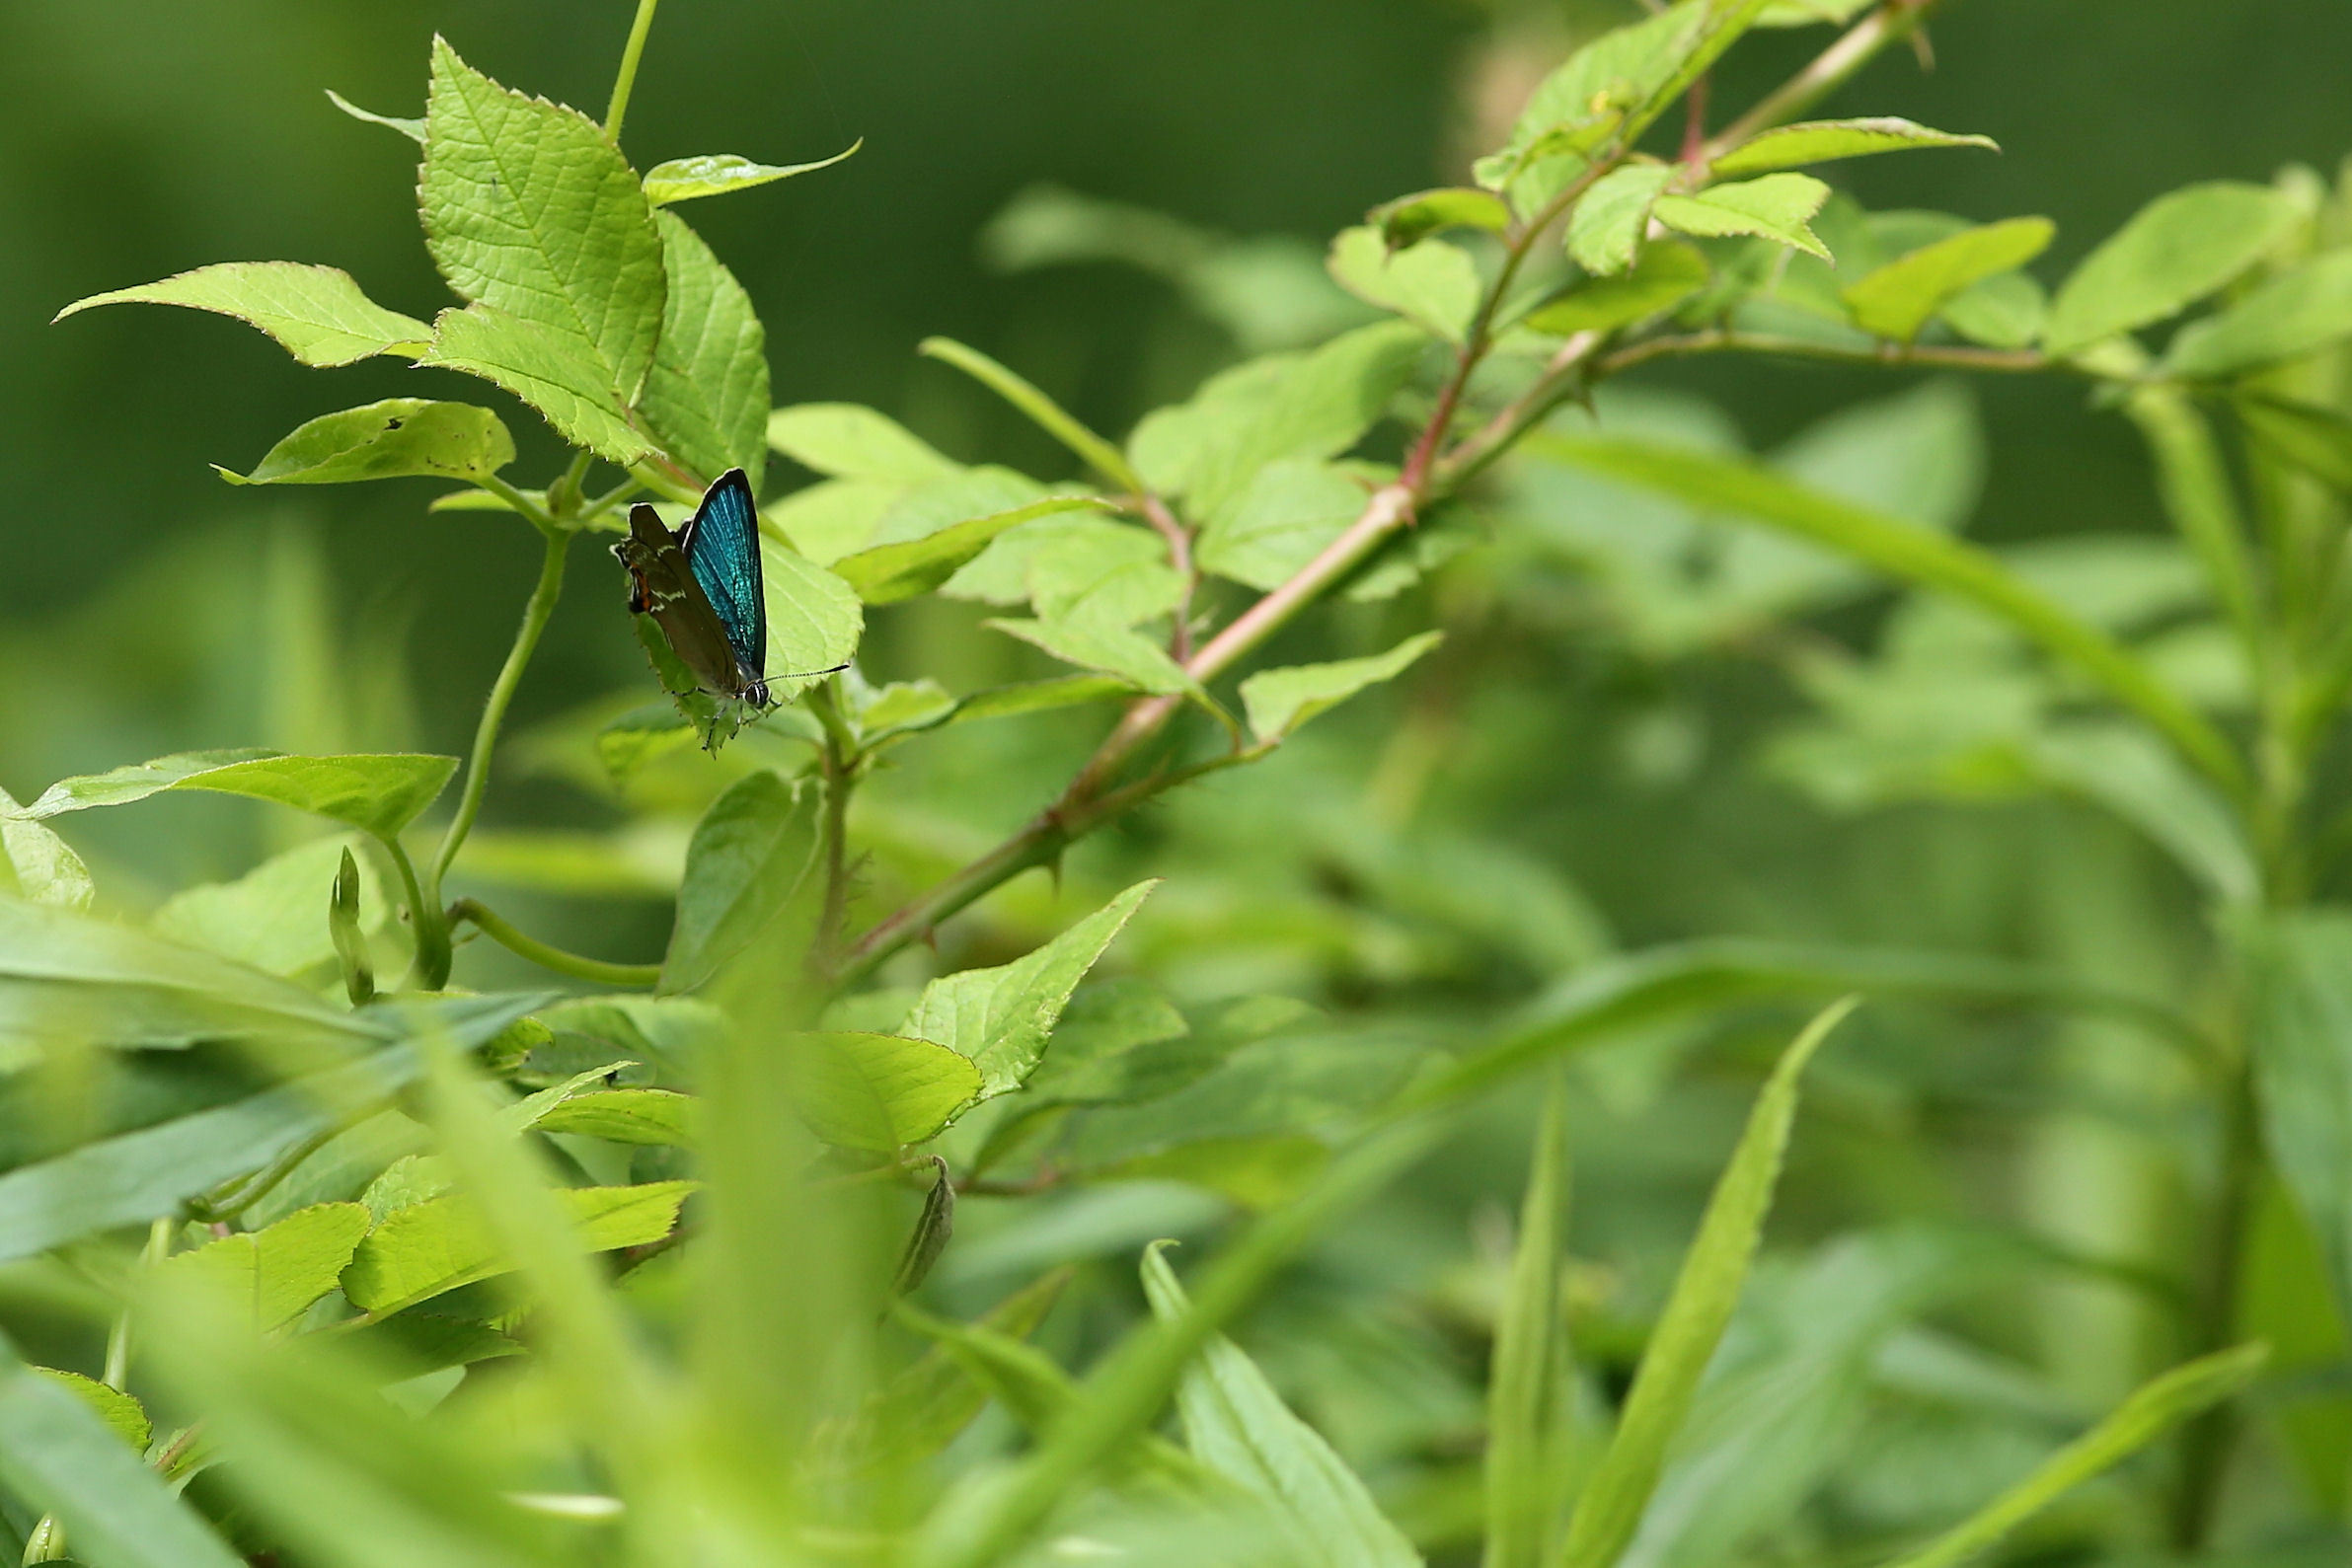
[217,398,514,486]
[787,1032,983,1151]
[767,403,961,485]
[1327,226,1479,341]
[1566,163,1675,277]
[1842,218,2054,343]
[155,1202,373,1330]
[2044,181,2298,356]
[641,210,770,487]
[1654,174,1832,261]
[1240,632,1442,744]
[17,749,456,839]
[643,141,861,205]
[341,1180,694,1314]
[1710,117,1996,178]
[53,261,429,368]
[662,770,821,994]
[2163,250,2352,380]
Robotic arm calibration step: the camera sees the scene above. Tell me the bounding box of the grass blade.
[1484,1071,1570,1568]
[1873,1344,2268,1568]
[1553,999,1855,1568]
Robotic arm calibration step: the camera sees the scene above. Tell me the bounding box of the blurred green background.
[7,0,2349,810]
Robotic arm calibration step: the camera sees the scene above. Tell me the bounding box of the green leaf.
[0,784,92,912]
[786,1032,984,1151]
[662,770,820,994]
[215,398,515,486]
[0,994,545,1261]
[2044,181,2300,356]
[1484,1075,1569,1568]
[1019,977,1196,1105]
[1523,241,1708,336]
[1555,999,1853,1568]
[52,261,430,368]
[154,1202,372,1330]
[1129,320,1425,518]
[948,675,1134,725]
[2163,251,2352,379]
[1566,163,1675,276]
[326,88,424,142]
[1654,174,1832,261]
[1526,433,2245,794]
[1239,632,1442,745]
[0,1346,244,1568]
[340,1180,694,1314]
[760,538,865,701]
[2027,722,2257,907]
[1711,117,1997,178]
[986,618,1197,697]
[1874,1345,2267,1568]
[417,302,658,465]
[1755,0,1874,23]
[420,37,665,404]
[901,880,1158,1097]
[152,835,390,977]
[854,1268,1071,1461]
[1486,6,1697,197]
[766,404,961,485]
[643,140,861,205]
[36,1370,153,1452]
[1370,187,1511,249]
[1199,459,1370,591]
[832,496,1113,605]
[2237,394,2352,494]
[17,749,456,839]
[1141,1243,1424,1568]
[531,1088,699,1147]
[1327,226,1480,341]
[1842,218,2055,343]
[1938,269,2048,349]
[640,210,770,487]
[2245,910,2352,1322]
[1024,522,1182,629]
[767,477,904,562]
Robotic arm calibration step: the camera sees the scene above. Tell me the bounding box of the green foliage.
[20,5,2352,1565]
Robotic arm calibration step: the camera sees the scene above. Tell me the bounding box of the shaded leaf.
[1240,632,1443,745]
[1843,218,2055,343]
[1371,187,1510,249]
[1142,1243,1423,1568]
[643,141,861,205]
[662,770,821,994]
[1710,117,1996,178]
[986,618,1197,698]
[2164,250,2352,380]
[1523,242,1708,337]
[2246,909,2352,1324]
[152,835,390,978]
[53,261,429,368]
[1875,1345,2267,1568]
[789,1032,983,1152]
[18,749,456,840]
[767,404,961,485]
[0,1345,243,1568]
[2238,394,2352,494]
[216,398,514,486]
[2045,181,2299,356]
[1938,269,2048,349]
[531,1088,699,1147]
[1328,226,1479,341]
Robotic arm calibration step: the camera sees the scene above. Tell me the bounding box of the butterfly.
[612,468,843,712]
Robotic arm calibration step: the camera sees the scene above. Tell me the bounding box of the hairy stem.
[450,898,662,988]
[604,0,662,143]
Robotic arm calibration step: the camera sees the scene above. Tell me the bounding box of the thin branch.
[1702,0,1949,162]
[450,898,662,988]
[603,0,662,142]
[1597,328,2046,378]
[1135,492,1198,662]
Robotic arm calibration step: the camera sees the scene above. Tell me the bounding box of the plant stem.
[428,527,573,927]
[2170,1052,2260,1549]
[449,898,662,988]
[1701,0,1948,163]
[603,0,662,143]
[381,833,444,990]
[806,681,862,973]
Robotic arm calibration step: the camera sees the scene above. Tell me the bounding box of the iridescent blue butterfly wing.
[677,469,768,689]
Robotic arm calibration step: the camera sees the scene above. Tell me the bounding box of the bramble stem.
[421,528,572,987]
[450,898,662,988]
[604,0,662,143]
